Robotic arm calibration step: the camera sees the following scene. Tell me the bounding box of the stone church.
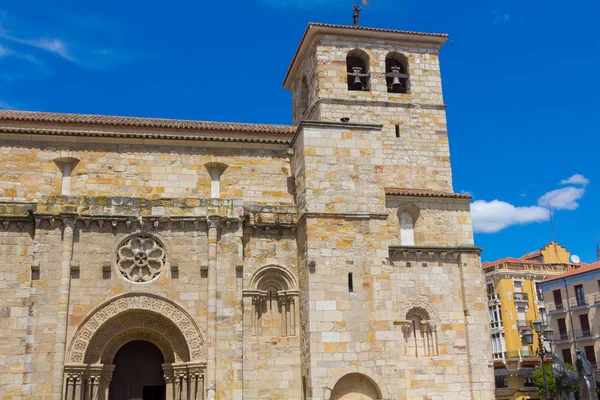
[0,23,494,400]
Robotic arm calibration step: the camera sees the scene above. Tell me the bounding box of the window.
[554,289,564,310]
[514,280,523,293]
[487,283,495,295]
[579,314,591,337]
[385,52,409,94]
[346,49,369,91]
[299,76,309,118]
[395,124,400,138]
[348,273,354,292]
[585,346,597,366]
[575,284,586,306]
[535,282,544,301]
[495,374,508,389]
[524,375,535,387]
[171,265,179,279]
[31,266,40,281]
[558,318,568,340]
[562,348,573,365]
[399,212,415,246]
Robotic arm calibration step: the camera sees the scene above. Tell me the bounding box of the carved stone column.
[63,364,85,400]
[206,217,219,400]
[163,363,175,400]
[187,362,205,400]
[173,363,189,400]
[98,365,114,400]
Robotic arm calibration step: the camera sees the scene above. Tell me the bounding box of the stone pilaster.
[53,215,77,400]
[206,217,219,400]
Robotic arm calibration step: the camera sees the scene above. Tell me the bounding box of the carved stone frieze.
[68,293,206,364]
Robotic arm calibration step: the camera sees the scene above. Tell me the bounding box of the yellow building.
[483,242,574,400]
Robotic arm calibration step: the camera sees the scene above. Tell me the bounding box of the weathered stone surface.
[0,23,493,400]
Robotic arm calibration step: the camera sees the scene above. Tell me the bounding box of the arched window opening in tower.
[346,49,370,91]
[386,53,409,94]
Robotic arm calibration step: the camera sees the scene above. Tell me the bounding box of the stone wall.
[0,134,293,205]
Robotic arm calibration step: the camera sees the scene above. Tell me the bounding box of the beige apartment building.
[0,22,494,400]
[541,261,600,377]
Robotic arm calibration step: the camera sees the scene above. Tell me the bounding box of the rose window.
[116,235,166,283]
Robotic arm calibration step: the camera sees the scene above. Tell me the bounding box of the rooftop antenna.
[596,237,599,261]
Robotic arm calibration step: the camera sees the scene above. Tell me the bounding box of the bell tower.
[284,23,452,192]
[285,23,494,400]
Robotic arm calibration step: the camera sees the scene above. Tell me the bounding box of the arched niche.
[328,373,383,400]
[398,300,440,359]
[244,265,299,340]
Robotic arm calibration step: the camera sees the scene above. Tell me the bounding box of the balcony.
[575,329,595,339]
[547,301,566,313]
[517,319,532,330]
[513,292,529,303]
[506,349,534,359]
[556,331,570,341]
[570,296,588,307]
[595,294,600,304]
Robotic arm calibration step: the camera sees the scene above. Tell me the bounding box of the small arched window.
[299,76,309,117]
[386,53,409,94]
[399,212,415,246]
[404,308,438,358]
[346,49,369,91]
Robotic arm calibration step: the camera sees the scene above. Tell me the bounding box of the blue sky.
[1,0,599,262]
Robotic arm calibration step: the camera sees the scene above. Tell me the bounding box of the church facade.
[0,23,494,400]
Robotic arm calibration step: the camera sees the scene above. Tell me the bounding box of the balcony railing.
[493,351,507,360]
[547,301,565,312]
[556,331,570,341]
[571,297,588,307]
[517,319,532,329]
[513,292,529,302]
[488,293,501,303]
[506,349,533,359]
[575,329,594,339]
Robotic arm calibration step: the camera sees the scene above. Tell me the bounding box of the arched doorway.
[330,373,381,400]
[109,340,165,400]
[64,293,207,400]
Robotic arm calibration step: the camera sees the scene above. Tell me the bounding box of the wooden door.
[109,340,165,400]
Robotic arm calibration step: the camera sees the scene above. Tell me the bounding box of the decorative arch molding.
[249,264,298,291]
[398,297,440,324]
[67,293,206,364]
[323,367,390,400]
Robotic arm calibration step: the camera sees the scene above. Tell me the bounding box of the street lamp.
[521,320,554,400]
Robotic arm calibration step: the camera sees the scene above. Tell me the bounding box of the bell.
[353,75,363,89]
[391,75,403,88]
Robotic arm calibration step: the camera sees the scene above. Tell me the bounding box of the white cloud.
[538,186,585,210]
[560,174,589,186]
[471,200,549,233]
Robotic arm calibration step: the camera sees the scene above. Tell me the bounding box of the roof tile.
[0,110,296,135]
[385,188,471,199]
